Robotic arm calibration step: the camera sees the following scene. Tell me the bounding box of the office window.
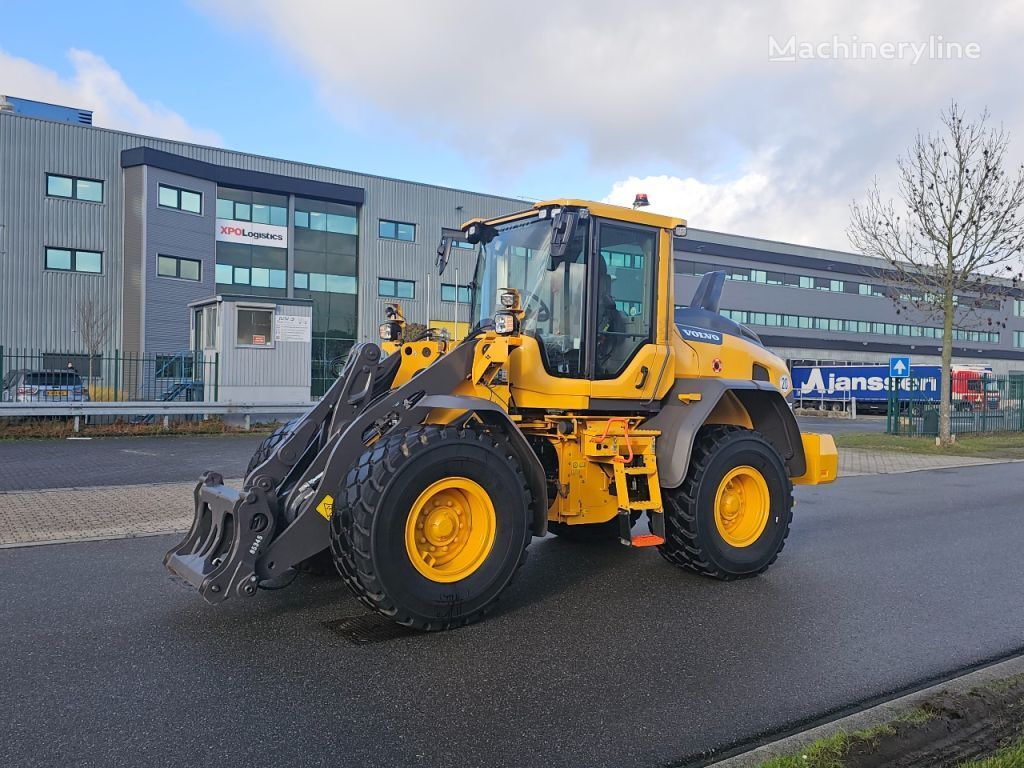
[158,255,201,281]
[441,284,472,303]
[378,278,415,298]
[379,219,416,241]
[1015,300,1024,317]
[1015,331,1024,348]
[46,174,104,202]
[216,197,287,225]
[236,308,274,346]
[44,247,102,273]
[159,184,203,214]
[215,263,234,284]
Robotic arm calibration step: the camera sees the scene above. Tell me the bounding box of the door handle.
[635,366,650,390]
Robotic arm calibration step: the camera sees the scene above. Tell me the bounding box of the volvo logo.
[677,325,723,345]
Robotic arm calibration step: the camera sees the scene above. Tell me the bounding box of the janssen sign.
[215,219,288,248]
[790,365,941,402]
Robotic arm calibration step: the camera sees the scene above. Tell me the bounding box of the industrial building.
[2,95,1023,396]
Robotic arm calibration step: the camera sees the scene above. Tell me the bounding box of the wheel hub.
[713,466,770,548]
[406,478,496,583]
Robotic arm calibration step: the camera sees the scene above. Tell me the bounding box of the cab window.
[594,224,657,378]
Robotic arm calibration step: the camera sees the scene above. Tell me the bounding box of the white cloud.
[0,48,220,145]
[195,0,1024,248]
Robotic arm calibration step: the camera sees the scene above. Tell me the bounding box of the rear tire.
[330,425,532,631]
[245,418,299,476]
[659,425,792,580]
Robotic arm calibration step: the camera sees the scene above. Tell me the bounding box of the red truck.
[951,365,1000,411]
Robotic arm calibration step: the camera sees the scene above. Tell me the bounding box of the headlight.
[379,322,399,341]
[494,313,517,335]
[499,291,516,309]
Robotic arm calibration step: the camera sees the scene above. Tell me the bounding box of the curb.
[704,654,1024,768]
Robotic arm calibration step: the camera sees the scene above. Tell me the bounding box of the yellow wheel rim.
[714,466,770,548]
[405,477,496,583]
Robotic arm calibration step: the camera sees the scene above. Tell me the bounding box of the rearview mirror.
[549,209,579,270]
[435,236,453,276]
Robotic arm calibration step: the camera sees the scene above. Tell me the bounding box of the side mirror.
[549,209,579,270]
[435,236,453,276]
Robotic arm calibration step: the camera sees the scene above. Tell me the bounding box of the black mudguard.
[643,378,806,489]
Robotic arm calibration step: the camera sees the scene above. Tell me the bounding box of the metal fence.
[0,347,219,403]
[886,373,1024,436]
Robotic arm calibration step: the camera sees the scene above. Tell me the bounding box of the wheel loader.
[165,199,838,630]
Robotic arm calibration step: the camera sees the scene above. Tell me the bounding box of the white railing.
[0,401,311,432]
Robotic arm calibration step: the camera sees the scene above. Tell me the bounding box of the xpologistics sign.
[215,219,289,248]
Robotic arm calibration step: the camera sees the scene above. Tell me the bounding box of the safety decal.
[316,494,335,520]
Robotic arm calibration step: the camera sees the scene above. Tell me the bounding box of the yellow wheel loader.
[165,199,838,630]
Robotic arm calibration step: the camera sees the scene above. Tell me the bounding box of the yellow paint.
[315,495,334,520]
[791,433,839,485]
[714,466,770,548]
[544,417,663,526]
[677,392,702,404]
[404,477,496,583]
[391,338,449,387]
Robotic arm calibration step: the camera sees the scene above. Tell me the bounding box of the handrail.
[0,401,310,417]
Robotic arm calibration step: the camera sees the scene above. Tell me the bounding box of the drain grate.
[322,613,421,645]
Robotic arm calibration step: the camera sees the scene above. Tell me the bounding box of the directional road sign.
[889,356,911,378]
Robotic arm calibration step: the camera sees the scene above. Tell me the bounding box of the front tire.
[660,425,793,579]
[330,425,532,631]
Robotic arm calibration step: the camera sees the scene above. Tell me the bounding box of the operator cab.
[462,202,677,383]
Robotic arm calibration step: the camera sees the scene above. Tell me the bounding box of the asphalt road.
[2,462,1023,768]
[0,434,262,490]
[796,414,886,434]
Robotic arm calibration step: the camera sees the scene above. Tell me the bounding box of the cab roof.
[462,199,686,231]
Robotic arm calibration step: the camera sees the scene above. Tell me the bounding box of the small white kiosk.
[189,295,313,403]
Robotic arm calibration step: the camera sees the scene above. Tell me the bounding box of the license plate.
[48,390,69,398]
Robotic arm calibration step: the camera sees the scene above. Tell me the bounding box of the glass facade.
[718,308,1000,344]
[214,188,288,298]
[293,197,360,395]
[680,258,1002,309]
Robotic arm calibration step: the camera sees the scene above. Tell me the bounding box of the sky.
[2,0,1024,250]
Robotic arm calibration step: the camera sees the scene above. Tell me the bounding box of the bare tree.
[75,298,111,388]
[848,103,1024,445]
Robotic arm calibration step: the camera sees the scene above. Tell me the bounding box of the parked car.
[1,369,89,402]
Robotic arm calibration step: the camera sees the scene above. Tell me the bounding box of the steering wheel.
[521,293,551,323]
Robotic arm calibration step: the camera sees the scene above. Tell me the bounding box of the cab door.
[588,220,667,401]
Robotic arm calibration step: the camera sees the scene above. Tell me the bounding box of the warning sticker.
[315,495,334,520]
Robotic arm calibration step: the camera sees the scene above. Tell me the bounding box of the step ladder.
[589,418,665,547]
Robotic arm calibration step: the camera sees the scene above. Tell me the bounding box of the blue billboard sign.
[791,365,941,403]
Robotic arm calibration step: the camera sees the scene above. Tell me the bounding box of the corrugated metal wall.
[0,112,527,354]
[0,115,131,353]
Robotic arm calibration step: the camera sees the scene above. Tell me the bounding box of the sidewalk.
[838,447,1005,476]
[0,449,1013,547]
[0,479,239,547]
